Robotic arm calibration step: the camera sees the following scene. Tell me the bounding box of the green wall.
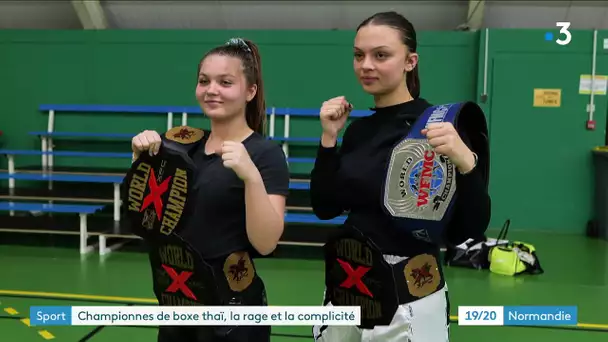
[0,29,605,234]
[475,29,607,234]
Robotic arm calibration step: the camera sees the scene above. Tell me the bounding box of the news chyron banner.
[30,305,578,327]
[458,306,578,326]
[30,306,360,326]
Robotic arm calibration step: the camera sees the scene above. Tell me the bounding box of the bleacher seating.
[0,201,103,254]
[0,171,313,221]
[0,103,372,255]
[98,212,346,256]
[0,150,314,177]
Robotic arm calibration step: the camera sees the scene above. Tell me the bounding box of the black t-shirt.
[181,130,290,259]
[310,98,492,256]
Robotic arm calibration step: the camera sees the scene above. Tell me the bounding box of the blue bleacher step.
[269,137,343,143]
[0,201,103,214]
[0,150,315,164]
[29,131,135,139]
[39,103,202,114]
[39,104,374,117]
[0,172,311,190]
[287,157,315,163]
[0,202,341,225]
[273,107,372,117]
[30,132,343,144]
[0,150,132,158]
[0,172,124,183]
[285,213,346,225]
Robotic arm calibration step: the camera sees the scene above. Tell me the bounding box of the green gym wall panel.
[0,30,478,173]
[476,29,608,233]
[0,29,606,234]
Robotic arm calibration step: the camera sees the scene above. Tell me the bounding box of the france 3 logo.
[546,22,571,46]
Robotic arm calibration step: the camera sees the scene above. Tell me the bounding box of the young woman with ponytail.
[311,11,491,342]
[131,38,289,342]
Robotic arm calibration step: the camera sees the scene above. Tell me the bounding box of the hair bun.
[225,37,251,53]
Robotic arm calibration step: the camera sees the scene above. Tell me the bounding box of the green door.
[488,53,606,233]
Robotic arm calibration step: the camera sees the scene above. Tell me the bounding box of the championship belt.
[324,225,447,329]
[146,232,217,306]
[324,225,399,329]
[383,102,489,244]
[122,126,204,239]
[121,126,217,306]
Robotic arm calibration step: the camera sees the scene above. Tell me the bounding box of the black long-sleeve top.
[310,98,491,257]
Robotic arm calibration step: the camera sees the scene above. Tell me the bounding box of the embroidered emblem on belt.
[223,251,254,292]
[165,126,204,144]
[404,253,441,297]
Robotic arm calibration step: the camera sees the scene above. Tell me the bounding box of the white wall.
[0,0,606,30]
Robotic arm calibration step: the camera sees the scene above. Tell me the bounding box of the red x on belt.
[162,264,197,300]
[141,169,172,220]
[337,258,373,298]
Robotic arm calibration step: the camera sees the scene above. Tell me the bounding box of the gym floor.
[0,230,606,341]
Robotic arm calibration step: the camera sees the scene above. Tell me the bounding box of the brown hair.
[357,11,420,99]
[199,38,266,135]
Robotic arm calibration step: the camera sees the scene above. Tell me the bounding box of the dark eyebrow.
[198,73,235,78]
[354,45,390,51]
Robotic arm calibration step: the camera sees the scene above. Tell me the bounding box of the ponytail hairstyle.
[357,11,420,99]
[199,38,266,135]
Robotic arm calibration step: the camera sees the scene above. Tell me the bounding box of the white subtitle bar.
[29,306,360,326]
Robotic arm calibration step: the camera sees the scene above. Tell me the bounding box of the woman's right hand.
[131,130,162,158]
[319,96,352,146]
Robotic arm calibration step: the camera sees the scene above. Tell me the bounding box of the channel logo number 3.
[556,22,572,46]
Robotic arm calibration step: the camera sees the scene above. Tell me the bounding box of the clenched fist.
[217,141,258,181]
[132,130,162,159]
[422,122,476,173]
[319,96,352,142]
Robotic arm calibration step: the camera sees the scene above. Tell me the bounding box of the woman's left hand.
[217,141,259,181]
[422,122,476,173]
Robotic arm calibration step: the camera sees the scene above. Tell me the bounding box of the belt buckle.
[384,138,456,221]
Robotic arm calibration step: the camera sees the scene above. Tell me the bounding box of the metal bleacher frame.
[0,103,373,256]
